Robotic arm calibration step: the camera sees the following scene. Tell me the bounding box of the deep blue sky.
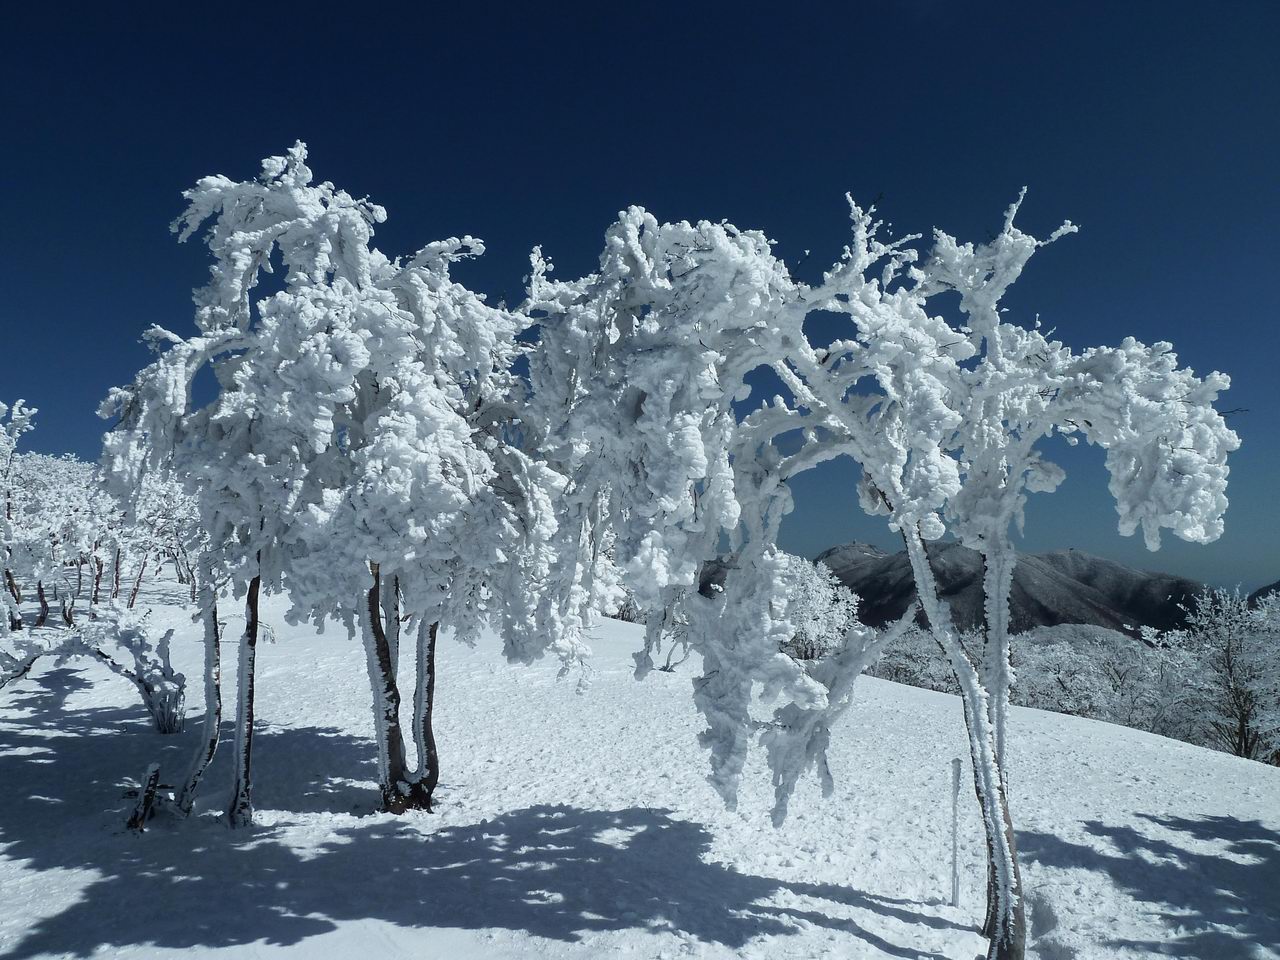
[2,3,1276,588]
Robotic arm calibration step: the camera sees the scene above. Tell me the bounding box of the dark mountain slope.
[814,541,1204,635]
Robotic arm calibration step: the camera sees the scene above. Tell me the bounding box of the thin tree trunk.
[34,581,49,628]
[359,566,421,812]
[412,620,440,809]
[903,529,1025,960]
[92,556,104,605]
[0,652,41,689]
[227,575,260,828]
[127,559,147,610]
[177,586,221,816]
[111,548,122,600]
[981,540,1017,771]
[5,568,22,605]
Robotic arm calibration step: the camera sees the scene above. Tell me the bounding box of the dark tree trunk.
[413,620,441,809]
[362,567,428,812]
[34,581,50,628]
[111,548,122,600]
[92,556,104,605]
[5,568,22,605]
[177,589,221,816]
[227,575,260,828]
[0,653,40,689]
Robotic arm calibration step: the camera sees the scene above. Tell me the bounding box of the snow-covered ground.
[1,584,1276,960]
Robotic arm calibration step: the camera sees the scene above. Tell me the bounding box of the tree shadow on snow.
[1019,812,1280,958]
[0,668,963,959]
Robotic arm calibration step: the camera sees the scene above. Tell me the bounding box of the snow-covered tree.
[1,400,38,632]
[767,194,1238,959]
[103,144,581,823]
[930,192,1238,783]
[536,190,1237,959]
[5,452,119,627]
[117,471,203,605]
[1160,589,1280,761]
[529,206,919,830]
[776,555,859,661]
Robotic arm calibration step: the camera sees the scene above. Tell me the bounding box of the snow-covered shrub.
[870,624,961,693]
[0,602,186,734]
[72,603,186,734]
[117,471,203,605]
[1011,635,1117,718]
[0,629,58,690]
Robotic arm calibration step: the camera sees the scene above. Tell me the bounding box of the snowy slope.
[0,584,1276,960]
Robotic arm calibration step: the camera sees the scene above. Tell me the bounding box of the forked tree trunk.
[227,575,260,828]
[903,530,1025,960]
[359,566,427,812]
[412,620,441,808]
[177,587,221,816]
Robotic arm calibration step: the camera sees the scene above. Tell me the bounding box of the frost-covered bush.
[875,620,1244,757]
[5,452,117,626]
[870,624,962,693]
[0,602,186,734]
[0,630,59,690]
[1011,631,1128,719]
[72,603,186,734]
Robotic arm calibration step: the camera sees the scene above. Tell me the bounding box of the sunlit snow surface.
[1,582,1276,959]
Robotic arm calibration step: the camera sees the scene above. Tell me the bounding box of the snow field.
[0,588,1276,959]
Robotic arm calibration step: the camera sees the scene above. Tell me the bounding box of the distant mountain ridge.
[1249,580,1279,606]
[814,541,1206,636]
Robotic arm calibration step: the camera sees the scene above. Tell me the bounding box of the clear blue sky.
[2,3,1276,589]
